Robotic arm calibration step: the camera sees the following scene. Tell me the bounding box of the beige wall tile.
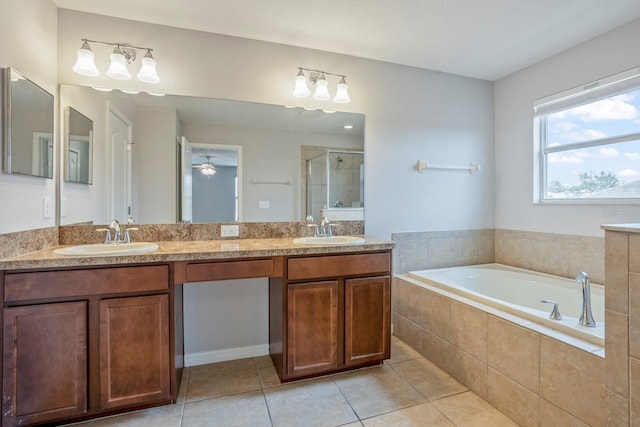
[391,357,467,401]
[487,316,540,393]
[540,337,605,427]
[486,368,540,427]
[393,313,421,352]
[450,301,487,362]
[415,287,450,339]
[606,309,629,396]
[631,235,640,273]
[631,357,640,426]
[418,328,452,370]
[630,273,640,359]
[607,390,629,427]
[529,238,567,277]
[539,399,589,427]
[566,240,604,285]
[605,231,629,314]
[447,347,488,399]
[394,279,410,318]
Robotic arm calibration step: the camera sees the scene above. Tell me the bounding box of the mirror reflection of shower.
[306,150,364,222]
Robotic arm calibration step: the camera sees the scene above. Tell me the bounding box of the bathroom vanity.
[0,238,392,427]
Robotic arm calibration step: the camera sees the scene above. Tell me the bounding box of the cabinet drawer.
[4,265,169,302]
[287,252,390,281]
[186,259,276,282]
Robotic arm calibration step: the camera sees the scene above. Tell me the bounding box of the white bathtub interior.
[406,263,604,347]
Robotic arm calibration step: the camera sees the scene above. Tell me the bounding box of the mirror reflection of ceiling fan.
[193,155,216,177]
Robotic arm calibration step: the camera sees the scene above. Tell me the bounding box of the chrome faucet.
[95,219,138,244]
[305,215,336,237]
[576,272,596,327]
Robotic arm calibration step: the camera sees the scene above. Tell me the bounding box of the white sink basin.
[293,236,365,245]
[54,242,159,256]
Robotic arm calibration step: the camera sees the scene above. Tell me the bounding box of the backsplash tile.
[0,227,58,260]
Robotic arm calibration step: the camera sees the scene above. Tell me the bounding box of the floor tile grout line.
[331,377,364,423]
[259,389,275,427]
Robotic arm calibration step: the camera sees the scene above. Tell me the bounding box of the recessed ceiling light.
[120,89,140,94]
[344,125,353,129]
[323,109,336,114]
[284,105,297,109]
[92,87,113,92]
[147,92,165,96]
[303,107,317,111]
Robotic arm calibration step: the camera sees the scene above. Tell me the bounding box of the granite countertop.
[0,237,395,271]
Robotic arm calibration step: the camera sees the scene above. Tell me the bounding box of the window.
[535,68,640,202]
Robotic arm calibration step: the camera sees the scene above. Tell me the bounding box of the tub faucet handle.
[540,300,562,320]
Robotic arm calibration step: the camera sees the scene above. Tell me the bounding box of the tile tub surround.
[392,228,604,284]
[393,275,606,427]
[601,224,640,425]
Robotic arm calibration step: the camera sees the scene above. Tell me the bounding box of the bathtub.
[406,263,604,347]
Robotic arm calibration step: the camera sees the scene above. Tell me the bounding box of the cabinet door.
[287,281,339,377]
[2,301,87,427]
[99,295,170,409]
[345,276,390,366]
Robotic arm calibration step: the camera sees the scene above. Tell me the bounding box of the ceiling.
[53,0,640,81]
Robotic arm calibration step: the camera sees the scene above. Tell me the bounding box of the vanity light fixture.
[73,39,160,84]
[293,67,350,104]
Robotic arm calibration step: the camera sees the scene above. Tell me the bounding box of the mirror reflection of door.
[178,136,193,223]
[107,103,133,223]
[31,133,53,177]
[68,149,79,182]
[183,142,242,223]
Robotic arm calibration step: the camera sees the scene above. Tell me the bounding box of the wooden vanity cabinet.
[3,302,87,427]
[270,251,391,381]
[1,264,176,427]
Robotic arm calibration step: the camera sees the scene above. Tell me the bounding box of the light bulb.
[293,69,311,98]
[333,77,350,104]
[106,48,131,80]
[313,74,330,101]
[73,41,100,77]
[137,50,160,83]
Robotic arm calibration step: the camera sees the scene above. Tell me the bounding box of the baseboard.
[185,344,270,367]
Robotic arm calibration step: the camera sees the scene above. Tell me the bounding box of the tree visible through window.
[536,69,640,202]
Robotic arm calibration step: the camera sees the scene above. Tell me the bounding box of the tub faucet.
[576,272,596,327]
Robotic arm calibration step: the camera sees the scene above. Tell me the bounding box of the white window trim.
[534,67,640,205]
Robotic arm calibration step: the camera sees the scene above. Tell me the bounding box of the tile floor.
[70,337,518,426]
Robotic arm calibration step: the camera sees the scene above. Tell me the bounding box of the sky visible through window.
[545,88,640,198]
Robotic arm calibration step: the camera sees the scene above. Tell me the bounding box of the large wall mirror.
[2,68,54,178]
[59,84,364,225]
[64,107,93,184]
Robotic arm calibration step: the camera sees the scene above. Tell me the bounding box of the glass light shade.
[106,51,131,80]
[137,52,160,83]
[73,43,100,77]
[313,76,330,101]
[333,77,350,103]
[293,70,311,98]
[201,165,216,176]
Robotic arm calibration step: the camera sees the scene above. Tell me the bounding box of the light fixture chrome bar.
[81,38,154,53]
[297,67,346,79]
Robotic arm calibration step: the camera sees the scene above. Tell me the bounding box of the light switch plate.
[43,197,52,218]
[60,197,68,217]
[259,200,270,209]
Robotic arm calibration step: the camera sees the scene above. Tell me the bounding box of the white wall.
[134,106,177,223]
[0,0,58,233]
[494,19,640,237]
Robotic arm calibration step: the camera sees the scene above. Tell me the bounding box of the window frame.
[535,67,640,204]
